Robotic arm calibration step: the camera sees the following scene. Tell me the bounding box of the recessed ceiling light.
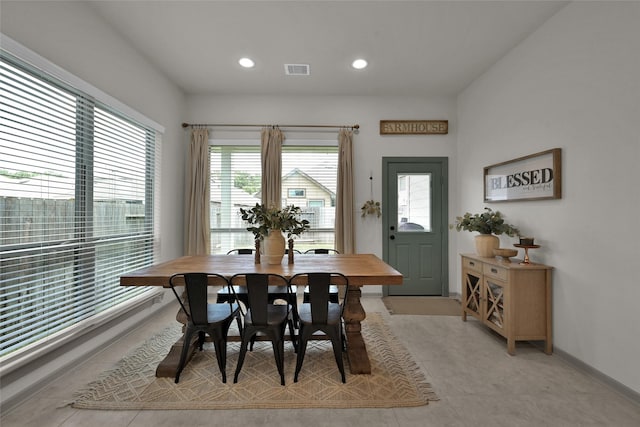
[238,57,255,68]
[352,59,368,70]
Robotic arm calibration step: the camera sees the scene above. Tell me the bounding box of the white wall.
[186,94,458,293]
[456,2,640,393]
[1,0,186,262]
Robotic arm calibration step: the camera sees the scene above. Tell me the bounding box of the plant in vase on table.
[451,207,519,257]
[239,203,310,264]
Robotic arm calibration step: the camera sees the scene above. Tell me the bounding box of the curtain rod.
[182,122,359,131]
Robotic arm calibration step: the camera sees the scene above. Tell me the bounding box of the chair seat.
[303,285,339,303]
[207,302,242,323]
[267,285,297,299]
[245,304,289,326]
[217,285,297,303]
[216,285,247,302]
[298,303,342,326]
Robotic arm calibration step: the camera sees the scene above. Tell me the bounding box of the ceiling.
[89,1,568,97]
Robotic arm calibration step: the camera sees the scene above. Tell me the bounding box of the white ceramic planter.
[261,230,285,264]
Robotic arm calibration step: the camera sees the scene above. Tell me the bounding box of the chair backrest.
[169,273,232,326]
[230,273,290,326]
[227,248,254,255]
[304,248,340,254]
[290,272,348,323]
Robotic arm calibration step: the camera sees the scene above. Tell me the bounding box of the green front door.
[383,157,448,296]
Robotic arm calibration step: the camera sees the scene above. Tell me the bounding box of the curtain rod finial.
[181,122,189,128]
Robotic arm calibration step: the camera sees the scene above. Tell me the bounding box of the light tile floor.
[2,296,639,427]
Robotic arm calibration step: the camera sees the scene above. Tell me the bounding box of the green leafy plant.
[361,200,381,218]
[239,203,310,240]
[451,207,519,236]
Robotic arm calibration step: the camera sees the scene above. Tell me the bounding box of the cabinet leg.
[507,338,516,356]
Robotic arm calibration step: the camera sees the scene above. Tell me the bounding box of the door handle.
[390,235,395,240]
[390,225,395,231]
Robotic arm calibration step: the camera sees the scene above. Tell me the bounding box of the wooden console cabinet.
[461,254,553,355]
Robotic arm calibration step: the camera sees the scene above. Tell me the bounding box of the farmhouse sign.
[380,120,448,135]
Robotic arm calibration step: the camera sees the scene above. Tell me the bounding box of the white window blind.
[210,143,338,254]
[0,51,159,358]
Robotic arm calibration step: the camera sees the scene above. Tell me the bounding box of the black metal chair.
[303,248,340,254]
[226,248,255,255]
[230,273,297,386]
[302,249,340,303]
[217,250,298,315]
[216,249,254,304]
[168,272,242,384]
[289,272,349,383]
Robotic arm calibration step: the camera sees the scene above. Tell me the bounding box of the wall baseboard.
[552,347,640,406]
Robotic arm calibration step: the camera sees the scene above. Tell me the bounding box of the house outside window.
[210,143,337,253]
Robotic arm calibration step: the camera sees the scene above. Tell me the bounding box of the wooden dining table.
[120,253,403,377]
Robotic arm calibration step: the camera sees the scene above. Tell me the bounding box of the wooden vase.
[475,234,499,257]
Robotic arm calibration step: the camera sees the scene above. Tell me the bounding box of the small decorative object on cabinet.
[513,243,540,265]
[460,253,553,355]
[493,248,518,262]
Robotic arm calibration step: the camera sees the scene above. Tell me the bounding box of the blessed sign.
[484,148,562,202]
[380,120,448,135]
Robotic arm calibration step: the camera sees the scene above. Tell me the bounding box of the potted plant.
[361,200,382,218]
[451,207,519,257]
[239,203,310,264]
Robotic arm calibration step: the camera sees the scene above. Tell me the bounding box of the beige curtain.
[260,126,283,208]
[184,128,211,255]
[335,128,355,254]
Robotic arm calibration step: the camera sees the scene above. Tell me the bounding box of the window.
[210,143,338,253]
[0,49,160,360]
[287,188,306,198]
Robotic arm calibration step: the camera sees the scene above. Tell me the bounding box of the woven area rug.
[382,297,461,316]
[72,312,438,410]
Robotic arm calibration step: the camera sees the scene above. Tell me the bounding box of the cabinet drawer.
[483,264,508,281]
[462,257,482,273]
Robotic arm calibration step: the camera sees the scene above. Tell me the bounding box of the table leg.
[155,292,194,378]
[342,285,371,374]
[155,333,198,377]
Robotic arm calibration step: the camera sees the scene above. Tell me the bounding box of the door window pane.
[397,173,431,232]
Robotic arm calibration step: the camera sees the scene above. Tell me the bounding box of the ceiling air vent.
[284,64,310,76]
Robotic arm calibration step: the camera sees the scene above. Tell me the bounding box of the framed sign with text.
[380,120,448,135]
[484,148,562,202]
